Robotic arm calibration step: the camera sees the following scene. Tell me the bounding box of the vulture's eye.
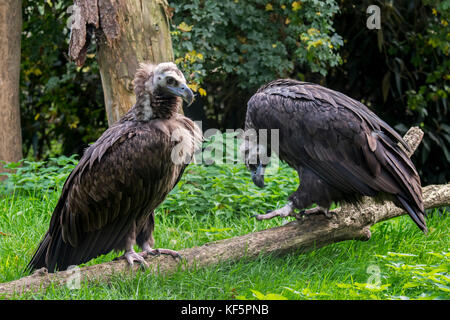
[166,77,177,86]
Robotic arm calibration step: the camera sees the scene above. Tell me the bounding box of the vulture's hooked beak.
[251,163,265,188]
[167,83,194,106]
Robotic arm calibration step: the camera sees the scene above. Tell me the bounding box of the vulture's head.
[240,130,267,189]
[134,62,194,106]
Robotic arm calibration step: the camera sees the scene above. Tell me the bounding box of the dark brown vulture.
[244,79,427,232]
[27,62,202,273]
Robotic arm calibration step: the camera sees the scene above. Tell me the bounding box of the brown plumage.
[244,79,427,232]
[27,62,202,272]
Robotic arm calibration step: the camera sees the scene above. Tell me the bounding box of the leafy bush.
[172,0,343,89]
[161,160,298,218]
[171,0,343,127]
[0,155,78,195]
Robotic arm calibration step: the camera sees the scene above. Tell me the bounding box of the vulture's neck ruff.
[134,92,181,121]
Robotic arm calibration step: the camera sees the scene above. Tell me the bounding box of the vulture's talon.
[295,207,334,219]
[157,248,182,261]
[32,267,48,276]
[293,210,306,220]
[251,214,262,220]
[143,249,161,257]
[143,248,182,261]
[251,210,273,221]
[170,252,183,261]
[324,211,335,219]
[252,214,265,221]
[116,250,149,269]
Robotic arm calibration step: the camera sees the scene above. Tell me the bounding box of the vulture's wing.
[28,123,182,272]
[255,79,412,153]
[247,80,425,230]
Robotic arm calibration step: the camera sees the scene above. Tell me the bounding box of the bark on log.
[69,0,175,125]
[1,127,449,298]
[0,0,23,180]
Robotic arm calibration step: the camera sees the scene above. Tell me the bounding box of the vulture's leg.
[115,223,148,268]
[253,201,294,220]
[294,206,334,219]
[289,168,336,219]
[136,212,182,261]
[253,167,334,220]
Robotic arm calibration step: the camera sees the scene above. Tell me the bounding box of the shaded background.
[19,0,449,184]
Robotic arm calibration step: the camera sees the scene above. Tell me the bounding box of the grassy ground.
[0,156,449,300]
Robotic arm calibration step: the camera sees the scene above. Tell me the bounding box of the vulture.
[243,79,427,232]
[27,62,202,273]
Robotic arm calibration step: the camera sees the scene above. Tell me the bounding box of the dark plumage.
[27,62,202,272]
[244,79,427,232]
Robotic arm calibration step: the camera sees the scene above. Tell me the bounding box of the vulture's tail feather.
[396,195,427,233]
[26,232,51,273]
[373,131,427,233]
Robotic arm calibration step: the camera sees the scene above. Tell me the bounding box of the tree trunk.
[68,0,174,126]
[0,0,23,178]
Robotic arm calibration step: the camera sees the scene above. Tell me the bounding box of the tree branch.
[1,127,449,298]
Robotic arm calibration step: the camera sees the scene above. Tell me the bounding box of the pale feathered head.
[133,62,194,106]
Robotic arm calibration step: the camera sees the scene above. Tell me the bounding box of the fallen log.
[1,127,449,298]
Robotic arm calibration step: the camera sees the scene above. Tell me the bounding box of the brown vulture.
[243,79,427,232]
[27,62,202,273]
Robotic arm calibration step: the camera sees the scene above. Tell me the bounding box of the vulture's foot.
[141,245,182,261]
[294,206,334,219]
[32,267,48,276]
[253,202,294,220]
[115,250,149,268]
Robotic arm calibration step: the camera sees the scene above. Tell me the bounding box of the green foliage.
[161,132,298,217]
[0,155,78,195]
[387,0,450,183]
[170,0,342,126]
[377,251,450,299]
[161,161,298,219]
[20,0,106,160]
[171,0,342,89]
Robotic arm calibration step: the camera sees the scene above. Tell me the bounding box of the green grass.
[0,155,449,300]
